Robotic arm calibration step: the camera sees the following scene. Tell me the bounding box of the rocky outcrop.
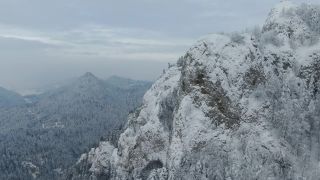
[70,2,320,180]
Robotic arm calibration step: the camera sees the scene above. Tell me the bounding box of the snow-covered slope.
[0,73,151,180]
[70,2,320,180]
[0,87,25,108]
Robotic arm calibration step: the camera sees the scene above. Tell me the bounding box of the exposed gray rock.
[70,2,320,180]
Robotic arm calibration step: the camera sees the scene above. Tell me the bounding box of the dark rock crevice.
[140,160,163,180]
[180,61,241,128]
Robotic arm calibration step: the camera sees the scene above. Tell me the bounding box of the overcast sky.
[0,0,318,94]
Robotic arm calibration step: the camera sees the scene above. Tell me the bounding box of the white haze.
[0,0,318,93]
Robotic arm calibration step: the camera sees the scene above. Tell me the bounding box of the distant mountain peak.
[77,72,100,83]
[81,72,97,79]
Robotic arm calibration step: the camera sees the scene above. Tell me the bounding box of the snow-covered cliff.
[70,2,320,180]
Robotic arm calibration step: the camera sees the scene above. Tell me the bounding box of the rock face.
[71,2,320,180]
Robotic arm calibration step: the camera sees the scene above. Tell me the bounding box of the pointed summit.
[78,72,99,82]
[73,72,103,90]
[82,72,96,79]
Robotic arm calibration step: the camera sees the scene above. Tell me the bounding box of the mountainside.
[0,87,25,108]
[0,73,151,180]
[70,2,320,180]
[105,76,150,89]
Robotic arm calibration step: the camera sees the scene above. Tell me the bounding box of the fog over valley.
[1,0,318,93]
[1,0,320,180]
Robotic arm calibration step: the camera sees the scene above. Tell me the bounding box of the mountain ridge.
[69,2,320,180]
[0,73,152,180]
[0,86,25,108]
